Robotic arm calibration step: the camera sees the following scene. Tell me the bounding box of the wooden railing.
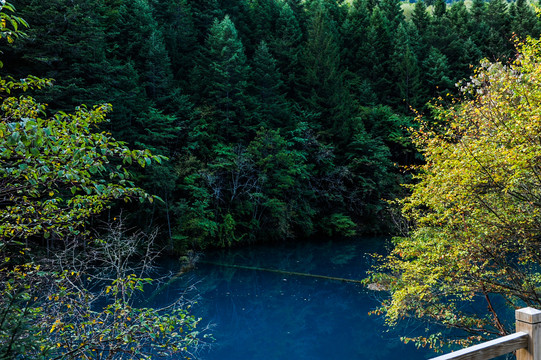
[431,307,541,360]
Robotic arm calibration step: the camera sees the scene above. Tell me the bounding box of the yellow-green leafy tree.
[367,37,541,351]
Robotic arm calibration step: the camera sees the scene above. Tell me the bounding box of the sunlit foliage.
[367,37,541,350]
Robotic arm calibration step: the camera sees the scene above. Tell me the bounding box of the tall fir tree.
[510,0,540,39]
[270,2,305,99]
[412,0,430,34]
[298,1,353,143]
[341,0,371,76]
[484,0,512,60]
[366,6,393,104]
[200,15,252,143]
[149,0,198,89]
[341,0,376,105]
[391,23,422,112]
[188,0,222,43]
[249,0,281,45]
[218,0,254,53]
[380,0,404,30]
[250,41,289,129]
[433,0,447,18]
[423,47,453,96]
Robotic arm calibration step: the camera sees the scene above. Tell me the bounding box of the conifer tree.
[446,0,470,39]
[201,15,252,143]
[510,0,540,38]
[456,37,483,81]
[433,0,447,18]
[341,0,376,105]
[366,6,393,103]
[410,0,431,71]
[10,0,108,108]
[468,0,490,55]
[188,0,222,43]
[341,0,371,76]
[298,1,352,142]
[484,0,511,60]
[287,0,309,34]
[219,0,253,53]
[250,0,281,45]
[270,2,304,98]
[250,41,289,129]
[423,47,453,96]
[391,23,422,112]
[380,0,404,30]
[149,0,198,88]
[412,0,430,34]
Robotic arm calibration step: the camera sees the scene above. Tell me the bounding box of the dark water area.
[151,238,438,360]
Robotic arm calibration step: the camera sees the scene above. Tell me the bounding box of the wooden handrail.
[429,307,541,360]
[430,332,528,360]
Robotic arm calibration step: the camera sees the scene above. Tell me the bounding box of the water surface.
[154,238,436,360]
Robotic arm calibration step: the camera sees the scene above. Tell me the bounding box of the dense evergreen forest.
[5,0,541,357]
[4,0,541,250]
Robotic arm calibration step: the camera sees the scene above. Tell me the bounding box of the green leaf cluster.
[367,37,541,350]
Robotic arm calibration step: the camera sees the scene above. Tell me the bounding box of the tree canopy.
[367,37,541,350]
[0,3,208,357]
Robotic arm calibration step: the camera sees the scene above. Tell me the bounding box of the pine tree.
[366,6,393,104]
[201,15,252,143]
[455,37,483,81]
[250,0,281,45]
[286,0,309,34]
[410,0,431,70]
[298,1,353,142]
[468,0,490,55]
[270,2,304,99]
[391,23,422,112]
[341,0,375,104]
[380,0,404,30]
[149,0,198,88]
[484,0,512,60]
[446,1,470,39]
[423,47,453,96]
[250,41,289,129]
[107,0,176,105]
[218,0,253,53]
[341,0,371,76]
[427,2,460,69]
[188,0,222,43]
[510,0,540,39]
[10,0,109,108]
[433,0,447,18]
[411,0,430,34]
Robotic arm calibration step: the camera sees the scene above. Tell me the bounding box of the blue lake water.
[152,238,439,360]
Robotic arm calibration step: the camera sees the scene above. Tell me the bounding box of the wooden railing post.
[516,307,541,360]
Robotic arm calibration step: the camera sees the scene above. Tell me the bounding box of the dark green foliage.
[298,2,354,143]
[7,0,541,250]
[251,41,289,129]
[412,0,430,34]
[380,0,404,29]
[510,0,540,38]
[433,0,447,18]
[367,7,394,103]
[155,0,198,87]
[270,2,304,98]
[341,0,375,105]
[6,0,108,108]
[199,15,252,143]
[250,0,281,45]
[423,47,454,95]
[391,23,423,112]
